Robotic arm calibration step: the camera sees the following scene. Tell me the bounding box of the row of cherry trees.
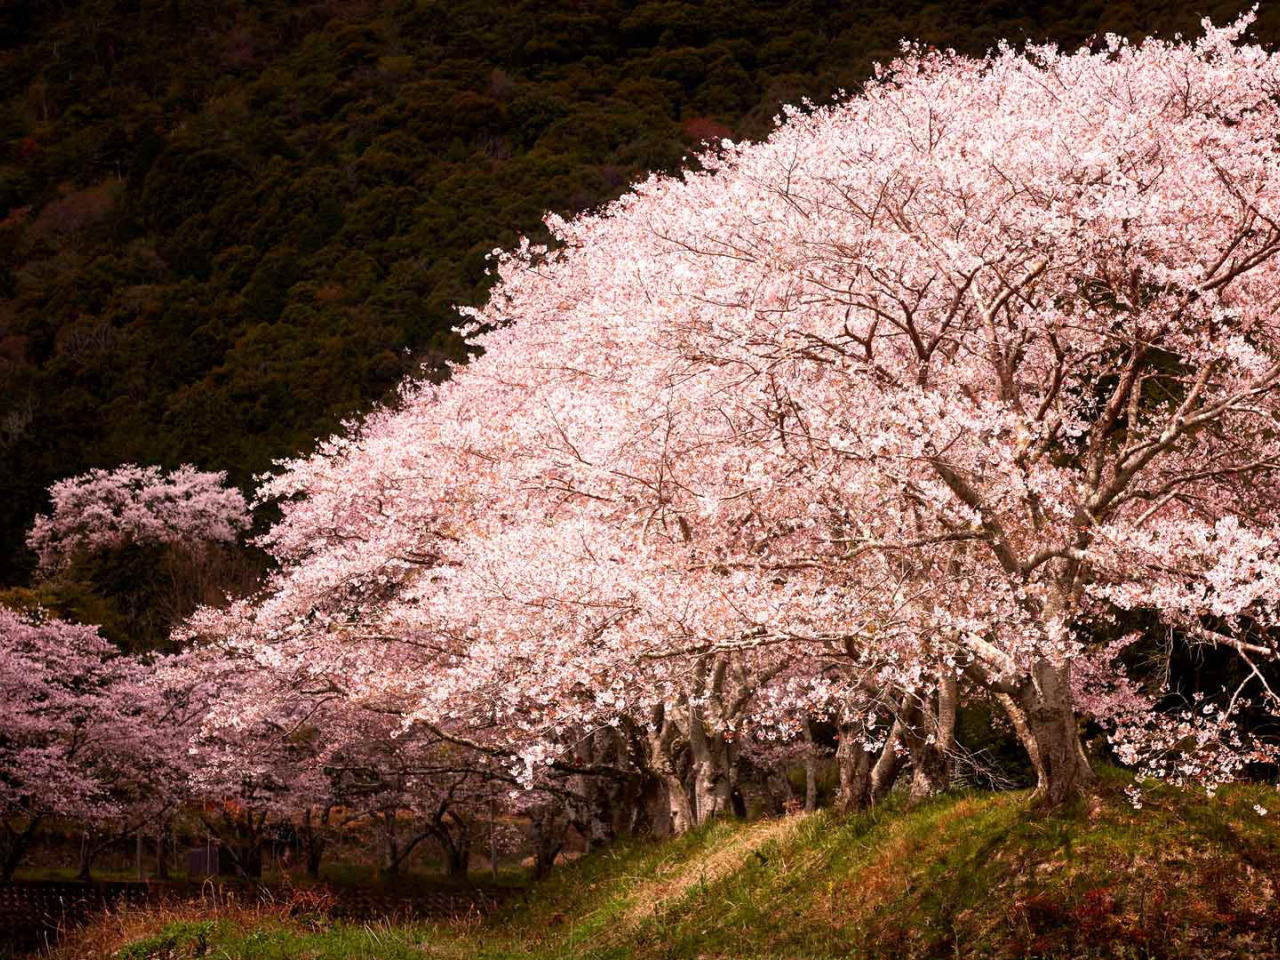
[5,15,1280,883]
[191,14,1279,809]
[1,467,707,880]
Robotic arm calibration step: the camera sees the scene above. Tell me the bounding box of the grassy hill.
[50,770,1280,959]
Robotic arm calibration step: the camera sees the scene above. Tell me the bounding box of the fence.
[0,880,158,952]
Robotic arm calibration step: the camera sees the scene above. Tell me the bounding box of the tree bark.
[305,833,325,879]
[489,801,499,882]
[202,807,267,879]
[662,773,694,834]
[1020,660,1096,806]
[688,703,735,825]
[382,810,402,878]
[994,691,1047,787]
[869,720,906,804]
[530,809,566,880]
[691,756,733,825]
[835,722,874,813]
[903,674,958,802]
[1,817,40,881]
[443,831,470,884]
[437,811,471,884]
[567,729,624,850]
[381,813,431,880]
[77,831,93,881]
[156,823,169,881]
[299,807,328,880]
[637,707,695,836]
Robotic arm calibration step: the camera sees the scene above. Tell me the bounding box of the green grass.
[112,922,214,960]
[53,773,1280,959]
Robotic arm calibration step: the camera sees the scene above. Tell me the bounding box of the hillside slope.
[54,773,1280,959]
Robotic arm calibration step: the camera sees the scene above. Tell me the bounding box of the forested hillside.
[2,0,1279,585]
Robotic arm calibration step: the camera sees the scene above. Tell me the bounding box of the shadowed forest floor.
[40,768,1280,959]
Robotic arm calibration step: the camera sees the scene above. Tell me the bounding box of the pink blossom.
[28,464,249,571]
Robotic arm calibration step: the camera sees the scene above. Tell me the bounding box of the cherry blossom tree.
[28,464,249,571]
[69,658,198,880]
[25,464,254,649]
[165,639,547,881]
[446,15,1280,806]
[0,606,177,879]
[183,14,1280,817]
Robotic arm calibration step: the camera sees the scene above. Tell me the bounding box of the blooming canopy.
[192,15,1280,807]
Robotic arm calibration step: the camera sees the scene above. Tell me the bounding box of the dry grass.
[42,885,344,960]
[620,814,808,926]
[45,901,272,960]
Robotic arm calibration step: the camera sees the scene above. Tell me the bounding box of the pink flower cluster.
[0,607,190,826]
[27,464,249,571]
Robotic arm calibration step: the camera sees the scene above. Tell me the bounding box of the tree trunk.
[835,723,874,813]
[382,811,402,878]
[444,834,469,884]
[802,720,819,813]
[637,708,694,836]
[380,810,435,880]
[567,738,622,852]
[903,675,958,802]
[300,808,327,880]
[530,810,565,881]
[306,835,325,879]
[204,808,266,879]
[445,848,469,883]
[620,771,656,837]
[242,846,264,879]
[489,801,499,882]
[869,720,905,804]
[995,691,1047,787]
[663,773,695,835]
[689,720,734,825]
[685,658,741,827]
[77,832,93,881]
[576,801,615,850]
[440,812,471,884]
[156,824,169,881]
[1,818,40,881]
[628,773,663,837]
[691,757,733,824]
[1020,661,1096,807]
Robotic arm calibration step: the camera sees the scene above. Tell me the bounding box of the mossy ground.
[47,772,1280,959]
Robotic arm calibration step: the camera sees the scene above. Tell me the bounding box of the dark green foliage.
[2,0,1280,587]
